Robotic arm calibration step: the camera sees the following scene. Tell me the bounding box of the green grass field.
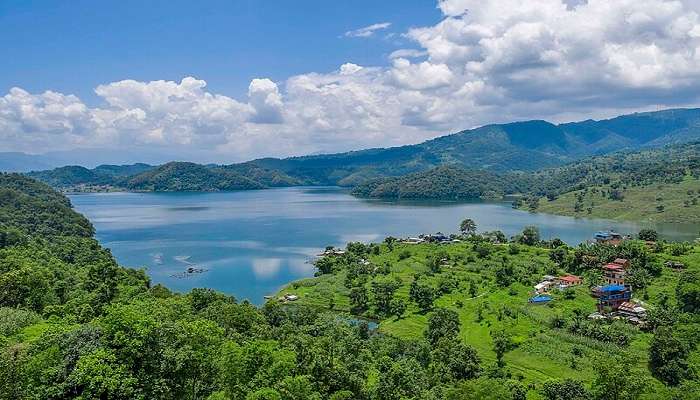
[277,239,700,398]
[527,176,700,224]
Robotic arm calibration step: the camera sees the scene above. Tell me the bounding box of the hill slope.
[353,142,700,223]
[122,162,265,191]
[248,108,700,184]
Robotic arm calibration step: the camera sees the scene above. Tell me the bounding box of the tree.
[425,308,460,346]
[490,329,512,368]
[430,338,481,381]
[676,270,700,313]
[246,388,282,400]
[494,262,514,288]
[410,280,435,312]
[649,327,691,386]
[349,286,369,314]
[638,229,658,242]
[427,251,447,273]
[314,257,335,275]
[540,379,589,400]
[625,268,651,290]
[549,246,567,264]
[390,298,407,319]
[518,226,540,246]
[276,375,321,400]
[590,356,648,400]
[460,218,477,235]
[384,236,397,251]
[446,378,521,400]
[375,358,428,400]
[371,276,401,315]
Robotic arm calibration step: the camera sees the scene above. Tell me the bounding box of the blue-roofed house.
[529,294,552,304]
[593,284,632,312]
[594,231,624,245]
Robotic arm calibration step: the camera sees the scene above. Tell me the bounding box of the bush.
[637,229,658,242]
[0,307,41,336]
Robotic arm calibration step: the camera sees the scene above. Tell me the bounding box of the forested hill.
[20,107,700,189]
[350,166,525,200]
[26,161,303,192]
[245,107,700,184]
[0,173,94,237]
[352,142,700,222]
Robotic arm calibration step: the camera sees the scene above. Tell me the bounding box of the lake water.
[69,187,699,304]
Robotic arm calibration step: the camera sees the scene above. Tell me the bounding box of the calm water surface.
[69,187,699,304]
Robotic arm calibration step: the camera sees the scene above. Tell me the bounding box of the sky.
[2,0,700,164]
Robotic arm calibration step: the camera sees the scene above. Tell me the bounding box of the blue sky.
[2,0,700,164]
[0,0,440,103]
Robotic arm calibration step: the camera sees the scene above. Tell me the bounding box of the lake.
[69,187,699,304]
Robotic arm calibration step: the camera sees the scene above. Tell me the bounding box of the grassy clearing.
[529,176,700,223]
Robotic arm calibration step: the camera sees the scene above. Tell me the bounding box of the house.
[403,237,424,244]
[529,294,552,304]
[557,274,582,287]
[588,312,606,320]
[613,258,630,268]
[534,281,553,294]
[665,261,685,270]
[602,263,627,285]
[594,284,632,312]
[594,231,624,245]
[318,248,346,256]
[284,294,299,301]
[426,232,451,243]
[617,301,647,319]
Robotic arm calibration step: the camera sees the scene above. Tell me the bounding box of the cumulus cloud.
[3,0,700,162]
[248,79,284,124]
[344,22,392,38]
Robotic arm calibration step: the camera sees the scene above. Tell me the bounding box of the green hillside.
[122,162,265,191]
[248,108,700,184]
[354,142,700,223]
[351,165,524,200]
[278,229,700,398]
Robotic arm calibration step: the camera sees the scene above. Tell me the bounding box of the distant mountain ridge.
[243,107,700,184]
[17,107,700,190]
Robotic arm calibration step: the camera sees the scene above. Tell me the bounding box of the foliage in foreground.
[2,174,700,399]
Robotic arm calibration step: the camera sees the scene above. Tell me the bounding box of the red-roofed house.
[557,274,582,287]
[613,258,631,269]
[603,263,626,285]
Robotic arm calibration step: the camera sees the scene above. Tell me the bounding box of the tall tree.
[425,308,460,346]
[460,218,477,235]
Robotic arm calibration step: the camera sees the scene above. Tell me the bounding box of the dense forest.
[26,162,302,192]
[350,166,525,200]
[2,174,700,398]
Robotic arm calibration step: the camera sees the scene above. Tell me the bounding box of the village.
[281,228,684,329]
[529,230,667,327]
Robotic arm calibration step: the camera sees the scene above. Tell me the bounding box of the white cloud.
[390,58,454,90]
[389,49,428,59]
[248,78,284,124]
[344,22,392,38]
[3,0,700,162]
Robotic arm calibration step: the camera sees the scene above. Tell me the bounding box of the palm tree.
[460,218,477,235]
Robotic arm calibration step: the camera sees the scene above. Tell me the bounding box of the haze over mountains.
[12,107,700,189]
